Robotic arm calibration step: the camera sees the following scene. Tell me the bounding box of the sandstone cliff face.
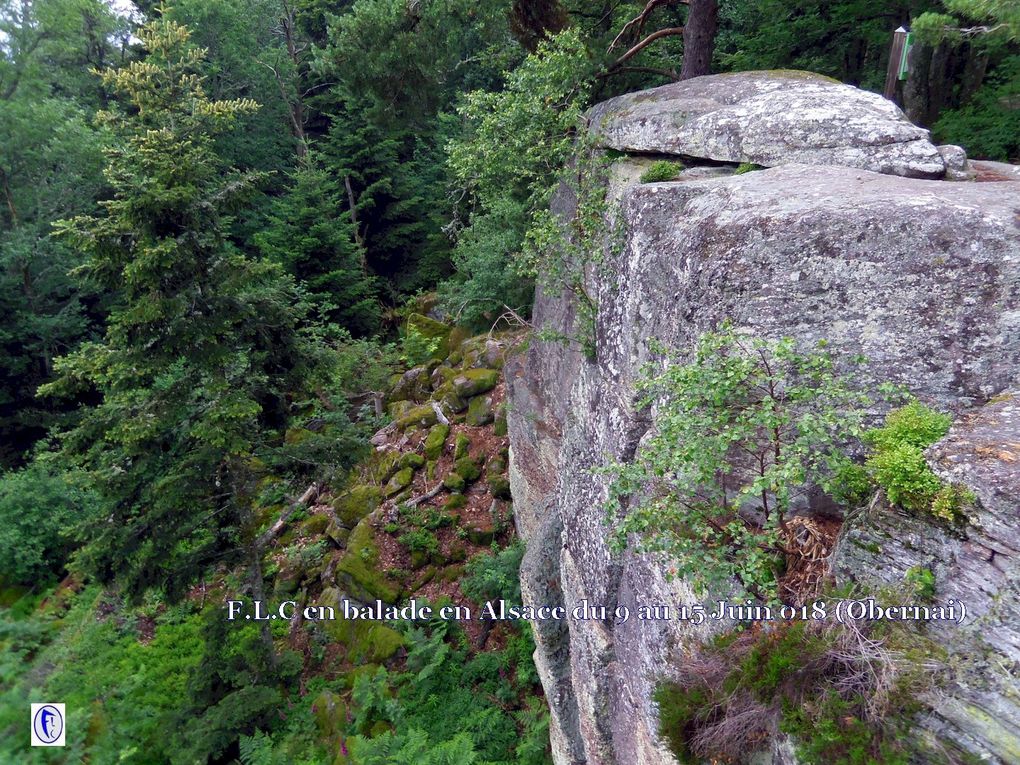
[507,73,1020,765]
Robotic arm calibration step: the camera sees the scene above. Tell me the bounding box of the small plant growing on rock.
[863,401,970,521]
[735,162,764,174]
[604,323,870,601]
[640,160,684,183]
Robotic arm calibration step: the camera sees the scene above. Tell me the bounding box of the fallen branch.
[256,483,320,549]
[403,482,445,509]
[431,401,451,426]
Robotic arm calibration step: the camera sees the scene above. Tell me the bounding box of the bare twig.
[256,483,319,549]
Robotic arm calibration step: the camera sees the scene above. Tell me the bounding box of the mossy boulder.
[466,395,495,426]
[454,457,482,483]
[387,400,416,420]
[451,368,499,398]
[395,404,439,431]
[486,455,508,477]
[453,433,471,460]
[388,365,431,404]
[369,449,402,483]
[467,520,498,546]
[488,475,512,500]
[332,485,382,527]
[324,617,405,664]
[299,513,330,536]
[326,521,351,547]
[434,384,468,414]
[384,467,414,497]
[424,424,450,459]
[406,313,452,360]
[443,473,466,492]
[336,518,401,603]
[399,452,426,471]
[312,690,347,741]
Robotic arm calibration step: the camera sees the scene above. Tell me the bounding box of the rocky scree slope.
[508,70,1020,765]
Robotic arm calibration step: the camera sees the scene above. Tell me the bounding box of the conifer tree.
[42,11,316,601]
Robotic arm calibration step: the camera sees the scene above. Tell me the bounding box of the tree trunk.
[679,0,718,80]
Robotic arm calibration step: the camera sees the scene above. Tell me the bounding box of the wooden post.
[884,27,911,101]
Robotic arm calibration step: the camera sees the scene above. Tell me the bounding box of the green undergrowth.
[655,594,944,765]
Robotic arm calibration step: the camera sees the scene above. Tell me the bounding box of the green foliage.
[904,566,937,601]
[461,541,525,605]
[0,463,96,584]
[444,29,596,327]
[606,325,870,600]
[37,16,342,601]
[345,617,551,765]
[255,156,381,335]
[718,0,935,90]
[914,0,1020,43]
[863,401,966,519]
[639,160,684,183]
[933,55,1020,161]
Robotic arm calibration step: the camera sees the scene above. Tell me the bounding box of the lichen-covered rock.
[424,423,450,459]
[508,162,1020,764]
[488,475,512,500]
[466,394,495,426]
[336,517,401,603]
[388,365,432,404]
[588,70,946,178]
[833,395,1020,764]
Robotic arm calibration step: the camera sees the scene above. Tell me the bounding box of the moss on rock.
[423,424,450,459]
[443,473,466,492]
[395,404,439,431]
[466,394,495,426]
[336,518,402,603]
[384,468,414,497]
[332,485,383,527]
[453,433,471,460]
[451,368,499,398]
[406,313,452,360]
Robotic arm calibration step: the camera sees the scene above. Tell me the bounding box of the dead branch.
[402,482,445,509]
[430,401,451,426]
[256,483,320,549]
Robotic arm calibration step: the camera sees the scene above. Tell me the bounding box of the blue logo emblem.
[33,704,63,744]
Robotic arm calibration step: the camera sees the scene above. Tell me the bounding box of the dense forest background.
[0,0,1016,762]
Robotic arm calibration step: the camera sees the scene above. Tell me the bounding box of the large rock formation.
[508,72,1020,765]
[588,71,947,178]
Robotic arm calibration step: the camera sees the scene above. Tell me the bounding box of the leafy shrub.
[640,160,684,182]
[0,463,96,585]
[461,541,525,605]
[605,325,870,600]
[399,529,440,556]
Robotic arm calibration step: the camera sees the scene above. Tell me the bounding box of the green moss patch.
[336,518,402,603]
